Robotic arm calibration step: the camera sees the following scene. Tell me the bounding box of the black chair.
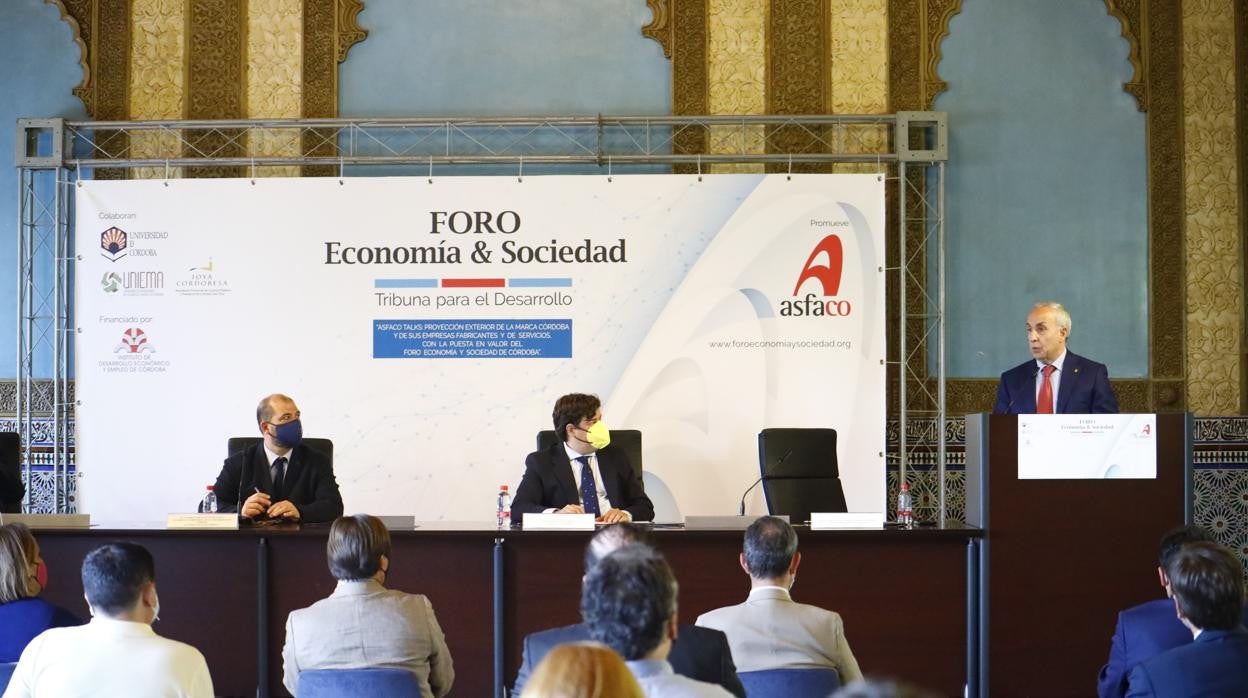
[226,436,334,463]
[535,429,642,472]
[757,428,847,523]
[0,432,23,514]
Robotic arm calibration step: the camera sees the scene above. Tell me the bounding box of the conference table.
[34,522,981,697]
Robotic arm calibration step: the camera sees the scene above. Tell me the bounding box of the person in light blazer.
[696,516,863,683]
[282,514,453,698]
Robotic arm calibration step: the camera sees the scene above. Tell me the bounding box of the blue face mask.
[271,419,303,449]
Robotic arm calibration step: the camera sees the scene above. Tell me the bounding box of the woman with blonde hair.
[521,642,644,698]
[0,522,79,662]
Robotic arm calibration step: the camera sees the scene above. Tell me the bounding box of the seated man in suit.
[513,523,745,697]
[697,516,863,683]
[1126,541,1248,697]
[511,393,654,523]
[5,542,214,697]
[1097,525,1246,698]
[993,301,1119,414]
[583,545,734,697]
[213,393,343,523]
[282,514,454,697]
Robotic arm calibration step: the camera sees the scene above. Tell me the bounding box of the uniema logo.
[780,234,853,317]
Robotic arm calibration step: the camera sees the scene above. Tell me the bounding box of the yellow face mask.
[585,421,612,450]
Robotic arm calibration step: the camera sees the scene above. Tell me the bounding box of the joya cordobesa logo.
[780,234,853,317]
[100,227,128,262]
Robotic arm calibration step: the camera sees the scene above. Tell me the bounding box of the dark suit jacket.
[214,442,344,523]
[510,441,654,522]
[993,350,1119,414]
[1098,598,1197,698]
[1102,601,1248,698]
[512,622,745,698]
[1126,628,1248,697]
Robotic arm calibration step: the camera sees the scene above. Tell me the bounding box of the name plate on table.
[522,513,595,531]
[166,514,240,530]
[810,512,884,530]
[1018,414,1157,479]
[0,513,91,529]
[684,515,790,530]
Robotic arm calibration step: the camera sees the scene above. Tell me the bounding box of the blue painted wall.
[340,0,669,116]
[0,0,89,380]
[935,0,1149,378]
[0,0,1154,381]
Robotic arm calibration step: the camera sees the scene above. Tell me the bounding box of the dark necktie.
[1037,364,1056,414]
[272,456,287,499]
[576,456,601,517]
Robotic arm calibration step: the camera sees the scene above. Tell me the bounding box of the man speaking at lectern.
[993,301,1119,415]
[511,393,654,523]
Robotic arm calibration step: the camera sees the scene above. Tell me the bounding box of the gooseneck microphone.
[738,447,794,516]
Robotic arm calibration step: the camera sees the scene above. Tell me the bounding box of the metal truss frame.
[15,113,948,519]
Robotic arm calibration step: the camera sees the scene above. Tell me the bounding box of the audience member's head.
[1156,524,1214,589]
[327,514,391,582]
[581,545,678,661]
[1165,540,1245,633]
[584,522,650,572]
[0,522,40,601]
[81,542,158,622]
[520,642,644,698]
[742,515,801,584]
[833,677,942,698]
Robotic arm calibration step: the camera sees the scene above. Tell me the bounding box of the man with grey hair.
[696,516,862,683]
[993,301,1118,414]
[513,523,745,696]
[582,545,734,697]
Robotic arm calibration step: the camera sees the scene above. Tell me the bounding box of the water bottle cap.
[500,484,509,491]
[206,485,215,491]
[900,483,910,491]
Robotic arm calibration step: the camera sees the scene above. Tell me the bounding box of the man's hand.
[556,504,586,514]
[598,508,631,523]
[241,491,271,518]
[267,500,301,520]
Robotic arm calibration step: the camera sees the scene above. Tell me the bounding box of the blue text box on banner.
[373,319,572,358]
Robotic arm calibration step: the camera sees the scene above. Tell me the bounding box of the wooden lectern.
[965,413,1192,698]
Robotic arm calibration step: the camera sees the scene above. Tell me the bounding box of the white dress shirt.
[1035,349,1067,407]
[626,658,735,698]
[4,616,214,698]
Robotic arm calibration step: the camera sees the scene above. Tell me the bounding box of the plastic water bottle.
[496,485,511,528]
[897,482,913,529]
[201,485,218,514]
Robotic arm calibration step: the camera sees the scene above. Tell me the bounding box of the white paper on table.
[1017,414,1157,479]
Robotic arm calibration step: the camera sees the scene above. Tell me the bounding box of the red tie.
[1037,364,1056,414]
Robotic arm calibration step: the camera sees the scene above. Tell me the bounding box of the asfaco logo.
[780,234,853,317]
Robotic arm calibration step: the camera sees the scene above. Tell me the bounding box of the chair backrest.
[0,433,22,513]
[226,437,334,463]
[0,661,18,694]
[297,668,420,698]
[737,668,841,697]
[757,428,847,522]
[535,429,643,472]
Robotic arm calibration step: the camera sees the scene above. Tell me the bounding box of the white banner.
[74,174,886,522]
[1018,414,1157,479]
